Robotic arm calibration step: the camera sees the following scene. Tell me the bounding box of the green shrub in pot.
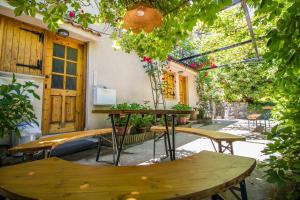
[0,74,40,146]
[132,115,154,133]
[171,103,192,125]
[110,102,149,134]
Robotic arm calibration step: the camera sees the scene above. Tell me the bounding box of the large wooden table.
[0,151,256,200]
[92,109,193,165]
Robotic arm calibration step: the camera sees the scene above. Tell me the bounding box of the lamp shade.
[123,5,163,33]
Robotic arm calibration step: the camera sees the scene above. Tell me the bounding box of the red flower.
[143,56,152,63]
[69,11,75,18]
[210,63,217,68]
[204,72,208,77]
[198,64,204,69]
[190,62,196,67]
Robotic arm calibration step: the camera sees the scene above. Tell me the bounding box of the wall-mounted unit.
[93,87,116,105]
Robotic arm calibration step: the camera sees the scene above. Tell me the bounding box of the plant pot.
[177,117,188,125]
[138,127,147,133]
[190,110,197,121]
[115,126,132,136]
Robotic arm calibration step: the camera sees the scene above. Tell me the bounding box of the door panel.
[43,34,84,134]
[0,15,44,75]
[179,75,187,105]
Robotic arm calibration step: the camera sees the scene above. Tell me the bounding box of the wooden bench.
[9,128,112,159]
[0,150,255,200]
[151,126,245,155]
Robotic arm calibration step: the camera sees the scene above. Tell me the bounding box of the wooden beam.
[241,0,260,59]
[177,36,264,62]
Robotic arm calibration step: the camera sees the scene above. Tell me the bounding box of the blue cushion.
[50,139,97,156]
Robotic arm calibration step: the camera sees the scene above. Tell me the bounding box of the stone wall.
[213,102,248,119]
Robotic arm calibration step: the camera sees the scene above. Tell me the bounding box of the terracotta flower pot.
[177,117,188,125]
[115,126,132,136]
[138,127,147,133]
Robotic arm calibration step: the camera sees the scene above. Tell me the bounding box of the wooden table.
[92,109,193,165]
[0,151,256,200]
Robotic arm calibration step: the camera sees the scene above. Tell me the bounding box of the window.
[162,71,176,99]
[51,43,77,90]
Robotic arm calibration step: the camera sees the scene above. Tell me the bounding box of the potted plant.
[133,115,154,133]
[172,103,192,125]
[0,74,40,148]
[110,102,143,135]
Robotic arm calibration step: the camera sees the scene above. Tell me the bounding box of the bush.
[0,74,40,139]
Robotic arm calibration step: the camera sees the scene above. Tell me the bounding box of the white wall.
[85,36,154,129]
[84,36,199,129]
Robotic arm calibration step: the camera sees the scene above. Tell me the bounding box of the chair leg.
[96,137,102,162]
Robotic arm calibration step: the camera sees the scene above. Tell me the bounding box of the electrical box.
[93,87,116,105]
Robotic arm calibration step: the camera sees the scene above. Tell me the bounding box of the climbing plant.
[255,1,300,198]
[8,0,233,60]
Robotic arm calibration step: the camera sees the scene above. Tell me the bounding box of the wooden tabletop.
[0,151,256,200]
[92,109,193,115]
[9,128,112,154]
[247,114,261,120]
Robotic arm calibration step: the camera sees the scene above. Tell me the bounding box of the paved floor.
[61,119,278,200]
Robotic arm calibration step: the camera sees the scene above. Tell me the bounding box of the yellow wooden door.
[43,34,85,134]
[179,75,187,105]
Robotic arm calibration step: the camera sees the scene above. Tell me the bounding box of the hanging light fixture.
[123,4,163,33]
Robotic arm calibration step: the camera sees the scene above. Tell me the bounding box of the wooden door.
[179,75,187,105]
[43,34,85,134]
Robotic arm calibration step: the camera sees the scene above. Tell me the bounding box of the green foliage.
[110,102,151,127]
[132,115,154,130]
[171,103,192,111]
[8,0,99,31]
[0,74,40,138]
[256,1,300,198]
[8,0,232,59]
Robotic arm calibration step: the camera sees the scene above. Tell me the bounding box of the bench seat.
[151,126,245,154]
[151,126,245,142]
[8,128,112,155]
[0,151,255,200]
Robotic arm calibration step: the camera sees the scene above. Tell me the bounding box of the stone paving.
[61,119,279,200]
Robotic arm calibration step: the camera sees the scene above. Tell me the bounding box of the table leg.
[163,114,173,160]
[110,114,118,165]
[96,137,102,162]
[171,114,176,160]
[240,180,248,200]
[115,114,131,166]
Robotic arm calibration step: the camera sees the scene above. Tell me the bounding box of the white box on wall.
[93,87,116,105]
